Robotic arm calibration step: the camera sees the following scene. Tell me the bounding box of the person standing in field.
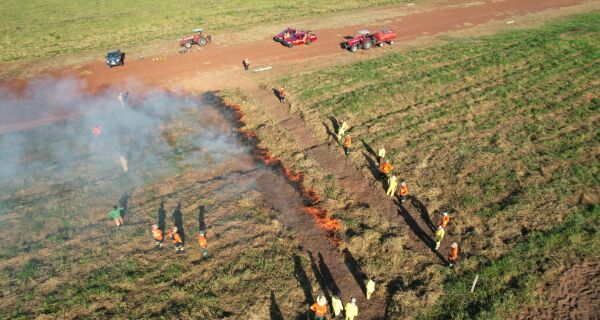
[167,227,185,254]
[151,224,164,249]
[278,86,287,103]
[366,278,376,300]
[310,295,328,320]
[345,297,358,320]
[448,242,459,267]
[379,160,393,179]
[242,58,250,71]
[343,135,352,156]
[109,205,123,226]
[386,175,398,197]
[197,230,208,257]
[398,181,409,203]
[434,225,445,250]
[331,292,344,318]
[377,146,386,164]
[337,120,349,141]
[439,211,450,229]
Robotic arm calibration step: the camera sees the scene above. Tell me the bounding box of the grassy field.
[242,12,599,318]
[0,0,407,62]
[0,94,325,318]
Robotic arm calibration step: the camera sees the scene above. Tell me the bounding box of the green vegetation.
[421,204,600,319]
[275,12,599,318]
[0,0,407,61]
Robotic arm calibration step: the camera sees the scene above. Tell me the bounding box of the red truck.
[342,28,397,52]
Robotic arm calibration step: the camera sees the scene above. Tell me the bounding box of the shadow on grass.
[198,205,207,231]
[411,197,436,232]
[397,204,446,263]
[294,255,314,305]
[172,202,185,243]
[361,140,377,158]
[343,248,366,295]
[158,200,166,232]
[362,152,383,186]
[308,250,332,306]
[270,290,284,320]
[385,277,405,319]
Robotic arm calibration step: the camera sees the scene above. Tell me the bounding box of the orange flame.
[223,101,342,246]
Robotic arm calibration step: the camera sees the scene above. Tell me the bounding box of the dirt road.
[0,0,586,134]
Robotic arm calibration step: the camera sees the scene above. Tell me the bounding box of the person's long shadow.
[361,140,377,158]
[362,152,382,183]
[293,255,314,305]
[172,202,185,243]
[270,290,284,320]
[318,252,340,297]
[411,197,436,232]
[198,205,207,231]
[397,204,446,263]
[342,248,366,295]
[328,116,340,134]
[308,251,332,306]
[158,200,166,232]
[385,277,405,319]
[323,122,338,142]
[119,193,130,221]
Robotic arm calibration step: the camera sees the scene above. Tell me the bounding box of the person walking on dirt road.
[152,224,164,249]
[337,120,349,142]
[332,293,344,317]
[377,146,386,164]
[109,205,123,226]
[434,225,446,250]
[398,181,409,203]
[386,175,398,197]
[448,242,459,267]
[242,58,250,71]
[197,230,208,257]
[366,278,376,300]
[167,227,185,254]
[310,295,328,320]
[343,135,352,156]
[439,211,450,229]
[345,297,358,320]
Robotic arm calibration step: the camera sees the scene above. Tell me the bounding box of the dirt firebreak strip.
[219,98,342,246]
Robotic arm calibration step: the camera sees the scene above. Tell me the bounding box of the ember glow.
[225,101,342,245]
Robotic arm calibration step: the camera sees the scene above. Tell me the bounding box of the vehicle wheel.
[306,39,312,45]
[389,40,395,45]
[184,42,192,49]
[287,42,294,48]
[273,36,281,42]
[378,42,384,47]
[363,41,372,50]
[350,45,358,52]
[198,38,207,46]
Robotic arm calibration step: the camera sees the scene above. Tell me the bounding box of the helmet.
[392,175,396,179]
[152,224,158,229]
[451,242,458,248]
[172,227,178,232]
[199,230,205,235]
[443,211,448,216]
[317,295,326,305]
[400,181,407,186]
[351,297,356,303]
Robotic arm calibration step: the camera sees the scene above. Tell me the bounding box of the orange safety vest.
[343,136,352,148]
[152,228,163,241]
[448,246,459,261]
[440,215,450,228]
[380,162,393,174]
[168,230,183,244]
[197,235,208,248]
[399,185,409,196]
[310,303,327,316]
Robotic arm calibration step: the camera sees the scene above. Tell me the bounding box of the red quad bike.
[342,28,397,52]
[180,28,212,49]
